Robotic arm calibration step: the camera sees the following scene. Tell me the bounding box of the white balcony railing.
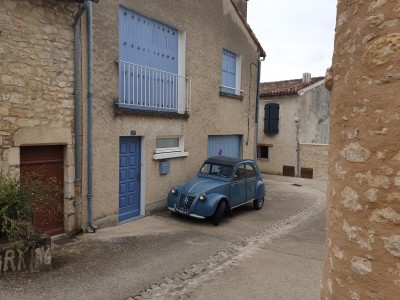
[220,85,243,96]
[118,60,191,113]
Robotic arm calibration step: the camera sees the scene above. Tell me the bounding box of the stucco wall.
[81,0,260,226]
[299,84,330,144]
[257,95,298,175]
[300,143,329,180]
[0,0,78,234]
[320,1,400,299]
[257,83,330,178]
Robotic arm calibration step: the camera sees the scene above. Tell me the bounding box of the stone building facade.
[320,1,400,299]
[1,0,265,234]
[0,0,79,235]
[257,75,330,180]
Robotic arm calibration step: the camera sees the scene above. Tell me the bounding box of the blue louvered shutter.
[221,49,237,94]
[264,103,280,135]
[119,7,178,111]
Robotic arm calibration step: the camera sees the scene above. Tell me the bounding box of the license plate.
[176,208,190,216]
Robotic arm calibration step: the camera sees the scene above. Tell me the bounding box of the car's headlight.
[198,193,206,201]
[171,186,178,194]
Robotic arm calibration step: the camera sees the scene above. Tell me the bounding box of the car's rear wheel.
[253,197,264,210]
[212,201,226,226]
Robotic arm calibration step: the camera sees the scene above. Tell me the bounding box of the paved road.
[0,175,326,300]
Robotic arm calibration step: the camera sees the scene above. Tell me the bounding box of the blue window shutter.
[264,103,280,135]
[119,6,179,110]
[221,49,236,94]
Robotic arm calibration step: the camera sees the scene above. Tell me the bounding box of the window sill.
[219,91,244,100]
[153,152,189,160]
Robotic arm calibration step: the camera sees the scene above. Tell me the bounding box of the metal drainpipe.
[73,0,89,232]
[87,1,97,231]
[254,55,265,162]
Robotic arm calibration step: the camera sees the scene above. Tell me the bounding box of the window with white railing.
[221,49,242,97]
[118,6,190,113]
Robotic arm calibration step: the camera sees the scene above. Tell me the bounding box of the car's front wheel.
[253,197,264,210]
[212,201,226,226]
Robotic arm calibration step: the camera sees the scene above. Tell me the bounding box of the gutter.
[73,0,89,232]
[87,1,97,231]
[254,55,265,162]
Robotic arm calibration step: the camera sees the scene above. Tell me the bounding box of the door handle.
[137,172,141,182]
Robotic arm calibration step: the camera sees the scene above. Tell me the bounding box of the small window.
[264,103,280,135]
[221,49,242,96]
[257,144,271,159]
[156,136,183,154]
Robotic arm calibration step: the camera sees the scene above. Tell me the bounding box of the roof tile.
[260,76,324,97]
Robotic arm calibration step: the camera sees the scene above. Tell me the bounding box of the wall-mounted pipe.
[254,55,265,162]
[73,0,89,232]
[87,1,97,231]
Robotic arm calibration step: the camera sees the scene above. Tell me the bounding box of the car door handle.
[137,172,141,182]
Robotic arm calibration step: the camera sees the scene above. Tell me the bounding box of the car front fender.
[194,193,228,217]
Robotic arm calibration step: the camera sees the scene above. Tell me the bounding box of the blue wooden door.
[119,137,141,222]
[208,135,241,158]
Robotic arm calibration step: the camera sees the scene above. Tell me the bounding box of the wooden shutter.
[264,103,280,135]
[221,49,237,94]
[118,6,178,109]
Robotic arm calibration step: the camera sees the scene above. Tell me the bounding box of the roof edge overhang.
[229,0,266,58]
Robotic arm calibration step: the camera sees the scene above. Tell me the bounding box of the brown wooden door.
[20,145,64,236]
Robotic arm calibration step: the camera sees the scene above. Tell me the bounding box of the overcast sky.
[247,0,337,82]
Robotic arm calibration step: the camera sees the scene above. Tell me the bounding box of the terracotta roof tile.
[260,76,324,97]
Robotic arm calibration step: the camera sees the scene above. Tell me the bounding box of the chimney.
[302,72,312,83]
[232,0,248,20]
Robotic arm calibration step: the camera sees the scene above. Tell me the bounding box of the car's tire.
[212,201,226,226]
[253,197,264,210]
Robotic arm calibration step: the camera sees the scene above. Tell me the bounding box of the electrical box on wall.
[159,161,170,175]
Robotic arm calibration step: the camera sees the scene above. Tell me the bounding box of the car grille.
[177,194,195,210]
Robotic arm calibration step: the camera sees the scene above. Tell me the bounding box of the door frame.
[118,136,144,223]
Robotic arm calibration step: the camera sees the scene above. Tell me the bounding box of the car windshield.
[199,163,233,178]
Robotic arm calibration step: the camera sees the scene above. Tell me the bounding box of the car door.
[230,163,247,207]
[245,163,257,201]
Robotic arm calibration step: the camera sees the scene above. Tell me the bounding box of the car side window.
[234,164,246,181]
[246,164,256,179]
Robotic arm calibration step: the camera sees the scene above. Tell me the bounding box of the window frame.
[153,136,188,160]
[257,144,272,160]
[220,49,242,97]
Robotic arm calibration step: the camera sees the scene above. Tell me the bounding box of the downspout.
[254,55,265,162]
[73,0,89,232]
[87,1,97,231]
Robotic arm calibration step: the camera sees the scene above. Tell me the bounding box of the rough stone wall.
[300,144,329,180]
[0,0,78,234]
[321,1,400,299]
[0,0,76,165]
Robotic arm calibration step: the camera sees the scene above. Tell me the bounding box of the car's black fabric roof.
[205,156,248,166]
